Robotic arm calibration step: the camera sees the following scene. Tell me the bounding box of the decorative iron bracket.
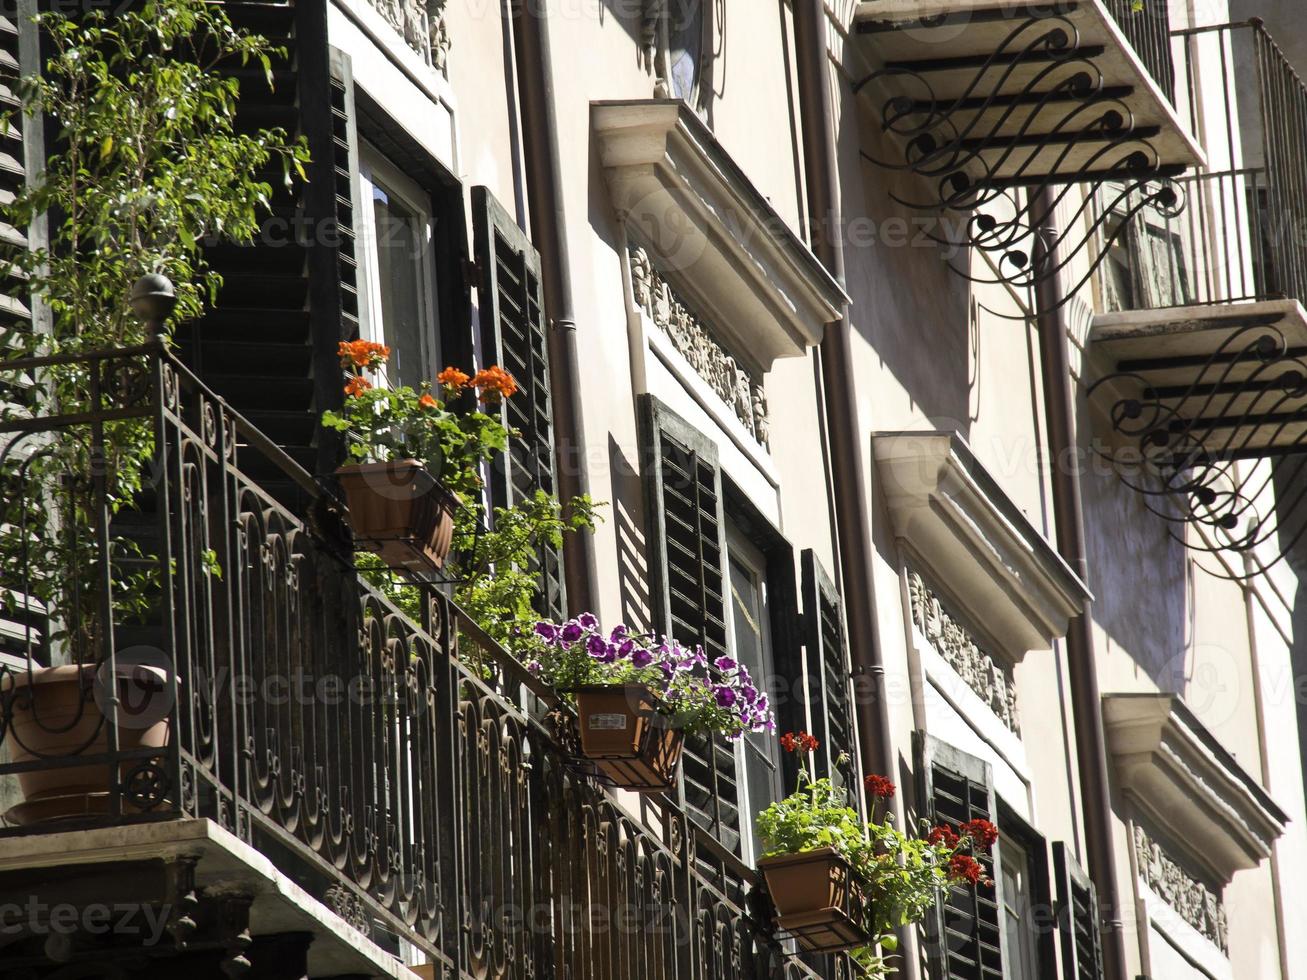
[852,3,1200,302]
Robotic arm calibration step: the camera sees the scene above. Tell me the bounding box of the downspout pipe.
[793,0,895,785]
[1033,189,1129,980]
[509,0,597,615]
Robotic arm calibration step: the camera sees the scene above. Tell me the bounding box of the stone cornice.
[592,100,847,370]
[1104,693,1288,884]
[872,430,1092,658]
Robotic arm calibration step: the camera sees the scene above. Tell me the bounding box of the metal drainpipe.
[508,0,597,616]
[792,0,896,786]
[1032,189,1129,980]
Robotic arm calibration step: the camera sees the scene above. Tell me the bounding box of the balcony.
[1085,22,1307,569]
[851,0,1203,293]
[0,346,839,977]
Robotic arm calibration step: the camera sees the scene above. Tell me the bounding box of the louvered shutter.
[471,185,565,621]
[639,394,740,852]
[1053,843,1104,980]
[186,1,348,486]
[0,9,39,659]
[915,733,1006,980]
[801,550,859,803]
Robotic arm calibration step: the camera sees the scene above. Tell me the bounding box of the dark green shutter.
[801,549,858,802]
[471,185,564,621]
[915,733,1006,980]
[639,394,740,852]
[189,2,348,486]
[0,9,38,659]
[1053,843,1104,980]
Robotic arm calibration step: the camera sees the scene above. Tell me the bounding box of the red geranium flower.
[864,774,896,800]
[948,853,986,886]
[780,731,819,754]
[961,818,999,852]
[927,824,960,848]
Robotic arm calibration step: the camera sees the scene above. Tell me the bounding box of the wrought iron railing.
[1104,0,1176,104]
[1099,22,1307,313]
[0,345,843,978]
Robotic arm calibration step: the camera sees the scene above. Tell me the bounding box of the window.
[1000,835,1041,980]
[725,527,782,863]
[358,145,438,390]
[667,0,706,102]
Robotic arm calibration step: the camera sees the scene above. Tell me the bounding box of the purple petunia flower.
[577,612,598,630]
[560,621,584,643]
[609,624,629,642]
[713,655,737,672]
[740,684,758,704]
[586,634,608,657]
[617,638,635,658]
[714,686,737,708]
[534,622,560,643]
[526,660,542,676]
[631,647,653,669]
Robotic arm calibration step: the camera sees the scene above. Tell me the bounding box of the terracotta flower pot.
[1,663,176,825]
[573,684,684,793]
[757,847,870,952]
[335,460,457,573]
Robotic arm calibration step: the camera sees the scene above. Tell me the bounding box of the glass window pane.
[372,181,428,389]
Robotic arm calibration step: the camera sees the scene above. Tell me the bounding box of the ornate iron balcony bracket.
[1089,310,1307,576]
[852,2,1201,303]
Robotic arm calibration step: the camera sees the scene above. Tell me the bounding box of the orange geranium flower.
[471,365,518,400]
[437,366,470,391]
[344,375,373,398]
[418,393,438,410]
[338,339,390,370]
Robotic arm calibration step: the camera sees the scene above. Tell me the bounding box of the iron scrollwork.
[857,9,1187,303]
[1089,322,1307,575]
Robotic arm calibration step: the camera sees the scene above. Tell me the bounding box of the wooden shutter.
[1053,843,1104,980]
[915,733,1006,980]
[187,1,348,487]
[471,185,565,621]
[0,9,40,659]
[801,550,859,802]
[639,394,740,851]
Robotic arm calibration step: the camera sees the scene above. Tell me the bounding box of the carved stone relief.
[630,246,770,450]
[907,569,1021,734]
[1133,825,1228,953]
[367,0,451,70]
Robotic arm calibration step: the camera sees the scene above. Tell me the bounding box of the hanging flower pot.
[1,663,176,825]
[525,615,775,796]
[757,847,870,952]
[335,459,457,573]
[573,684,685,792]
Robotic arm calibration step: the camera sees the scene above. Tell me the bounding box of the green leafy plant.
[326,343,600,649]
[0,0,306,660]
[756,738,995,976]
[521,614,773,739]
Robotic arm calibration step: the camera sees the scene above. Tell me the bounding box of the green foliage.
[756,767,969,977]
[449,490,599,650]
[321,347,512,498]
[0,0,305,659]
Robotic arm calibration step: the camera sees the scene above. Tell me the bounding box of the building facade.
[0,1,1304,979]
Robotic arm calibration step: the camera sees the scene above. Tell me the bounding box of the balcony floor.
[854,0,1204,183]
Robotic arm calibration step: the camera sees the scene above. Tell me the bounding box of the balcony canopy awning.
[1104,693,1287,884]
[852,0,1204,186]
[1089,299,1307,460]
[592,100,847,372]
[873,430,1091,657]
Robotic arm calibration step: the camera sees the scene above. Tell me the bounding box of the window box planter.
[336,459,457,573]
[757,846,870,953]
[573,684,685,793]
[2,663,175,825]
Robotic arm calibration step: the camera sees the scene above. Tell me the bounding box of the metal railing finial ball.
[129,272,177,340]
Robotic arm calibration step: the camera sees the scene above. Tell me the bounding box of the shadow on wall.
[1273,459,1307,785]
[610,433,653,631]
[1077,391,1190,687]
[838,92,974,433]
